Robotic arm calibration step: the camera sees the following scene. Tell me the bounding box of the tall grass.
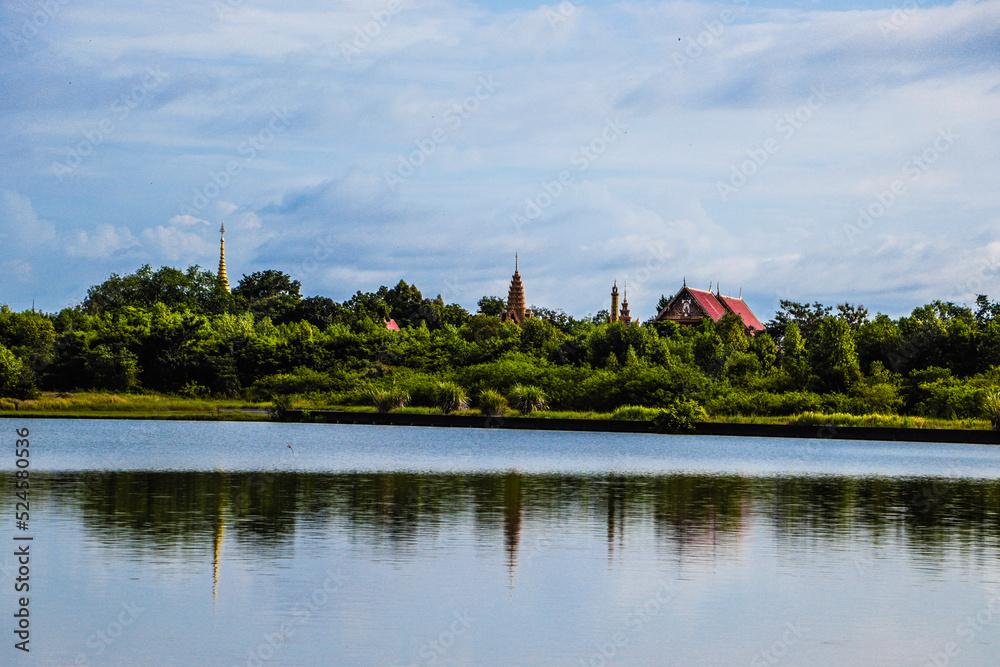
[478,389,508,417]
[368,386,410,413]
[508,384,547,414]
[433,381,469,414]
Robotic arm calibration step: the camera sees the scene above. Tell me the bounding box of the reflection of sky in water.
[5,419,1000,665]
[26,418,1000,479]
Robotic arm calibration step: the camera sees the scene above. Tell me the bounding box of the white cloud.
[139,225,214,261]
[66,224,140,259]
[0,190,57,249]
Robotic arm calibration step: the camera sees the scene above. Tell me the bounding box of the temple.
[501,254,533,326]
[608,281,634,325]
[217,223,231,293]
[654,279,764,332]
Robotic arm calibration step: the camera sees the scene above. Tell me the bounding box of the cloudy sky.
[1,0,998,321]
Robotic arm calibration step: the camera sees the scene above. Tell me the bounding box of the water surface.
[4,419,1000,666]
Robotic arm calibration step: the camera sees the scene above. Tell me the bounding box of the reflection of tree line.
[32,472,1000,563]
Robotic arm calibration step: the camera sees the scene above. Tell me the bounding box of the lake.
[4,419,1000,666]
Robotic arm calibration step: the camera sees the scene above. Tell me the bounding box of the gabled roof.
[655,284,765,333]
[385,319,400,331]
[684,288,728,321]
[719,295,765,332]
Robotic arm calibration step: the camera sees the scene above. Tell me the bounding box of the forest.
[3,263,1000,427]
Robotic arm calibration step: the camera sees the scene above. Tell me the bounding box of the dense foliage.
[4,265,1000,423]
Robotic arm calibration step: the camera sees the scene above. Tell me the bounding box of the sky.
[1,0,998,322]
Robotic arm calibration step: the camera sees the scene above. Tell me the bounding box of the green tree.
[0,344,24,397]
[477,296,505,317]
[809,317,861,392]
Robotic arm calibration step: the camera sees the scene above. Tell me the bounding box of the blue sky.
[1,0,998,321]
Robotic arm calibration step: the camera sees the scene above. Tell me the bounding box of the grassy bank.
[0,392,994,430]
[0,392,270,420]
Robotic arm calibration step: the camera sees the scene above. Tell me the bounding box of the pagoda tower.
[609,281,620,323]
[619,282,632,325]
[217,223,231,293]
[501,254,532,325]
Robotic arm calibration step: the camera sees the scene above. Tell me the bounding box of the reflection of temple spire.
[607,478,626,564]
[503,472,523,586]
[213,492,225,606]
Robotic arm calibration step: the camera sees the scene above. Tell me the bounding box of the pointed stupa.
[619,282,632,325]
[217,223,231,293]
[501,253,532,325]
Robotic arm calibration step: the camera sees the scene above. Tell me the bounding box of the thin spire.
[683,276,686,287]
[217,222,231,293]
[515,252,519,274]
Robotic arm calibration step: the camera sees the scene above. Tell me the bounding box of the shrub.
[478,389,508,416]
[653,398,707,434]
[983,388,1000,430]
[434,381,469,414]
[251,367,333,400]
[610,405,659,421]
[368,385,410,413]
[508,384,547,413]
[267,394,294,421]
[178,381,210,398]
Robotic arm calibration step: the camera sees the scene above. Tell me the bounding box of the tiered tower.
[610,281,620,323]
[619,282,632,325]
[501,254,532,325]
[217,223,231,293]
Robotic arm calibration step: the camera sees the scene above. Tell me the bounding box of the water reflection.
[27,471,1000,571]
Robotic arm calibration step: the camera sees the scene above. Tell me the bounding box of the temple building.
[654,279,764,332]
[217,223,231,293]
[501,254,533,325]
[608,281,634,325]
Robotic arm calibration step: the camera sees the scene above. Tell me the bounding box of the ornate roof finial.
[515,252,519,274]
[708,281,712,292]
[739,287,742,299]
[683,276,686,287]
[217,221,231,293]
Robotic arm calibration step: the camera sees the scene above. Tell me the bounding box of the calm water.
[5,419,1000,666]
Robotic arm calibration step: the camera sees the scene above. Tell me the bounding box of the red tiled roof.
[385,319,400,331]
[685,288,728,321]
[719,296,765,332]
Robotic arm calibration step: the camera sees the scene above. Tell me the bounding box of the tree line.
[3,264,1000,422]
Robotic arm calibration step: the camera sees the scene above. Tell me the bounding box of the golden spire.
[610,280,619,323]
[218,223,231,293]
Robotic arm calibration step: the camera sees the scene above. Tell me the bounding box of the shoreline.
[5,409,999,445]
